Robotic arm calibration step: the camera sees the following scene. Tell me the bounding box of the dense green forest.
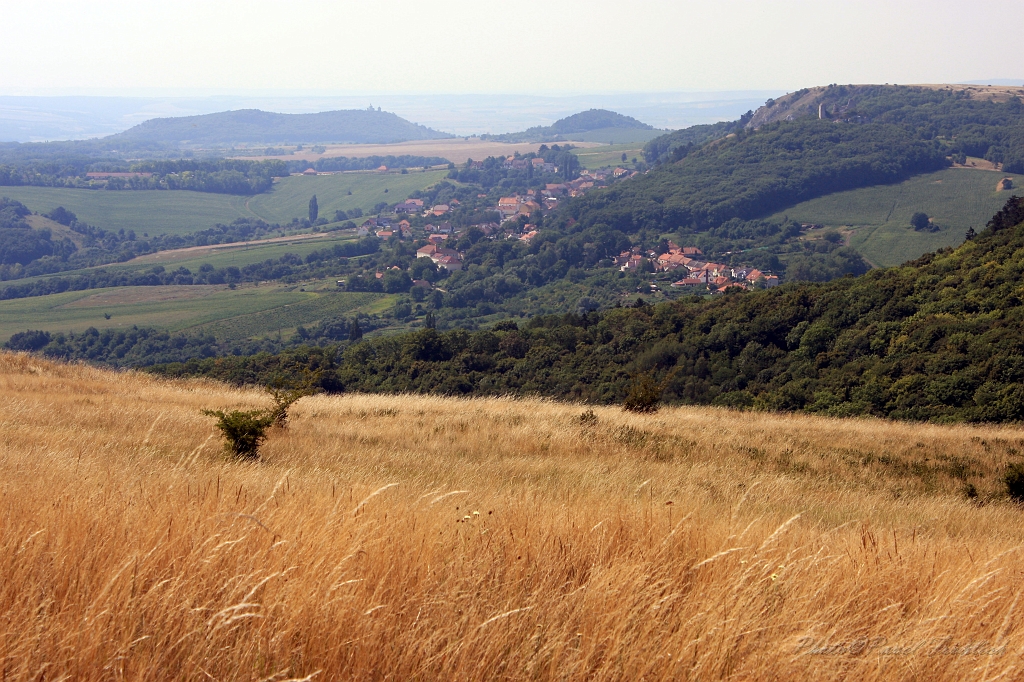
[12,196,1024,424]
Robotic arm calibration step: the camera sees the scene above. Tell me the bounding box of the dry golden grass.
[4,352,1024,680]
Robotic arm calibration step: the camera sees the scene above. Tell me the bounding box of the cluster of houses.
[415,243,464,271]
[616,243,779,294]
[341,161,653,282]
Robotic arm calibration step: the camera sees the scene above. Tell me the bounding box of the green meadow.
[0,170,446,237]
[564,128,664,144]
[245,170,447,224]
[771,168,1023,267]
[571,143,645,170]
[6,232,366,289]
[0,186,247,236]
[0,284,387,343]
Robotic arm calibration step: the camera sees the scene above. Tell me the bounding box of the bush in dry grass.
[1004,462,1024,501]
[623,371,664,413]
[267,385,313,427]
[202,408,276,459]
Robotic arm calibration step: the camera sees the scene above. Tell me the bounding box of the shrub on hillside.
[1004,463,1024,502]
[202,408,276,459]
[623,371,665,413]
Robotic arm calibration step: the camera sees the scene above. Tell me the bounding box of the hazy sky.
[2,0,1019,95]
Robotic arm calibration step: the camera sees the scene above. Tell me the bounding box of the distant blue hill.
[108,108,453,146]
[485,109,660,143]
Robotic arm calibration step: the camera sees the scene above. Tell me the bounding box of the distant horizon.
[0,90,788,143]
[2,79,1021,144]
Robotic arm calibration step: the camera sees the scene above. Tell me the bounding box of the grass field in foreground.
[3,353,1024,679]
[771,168,1024,267]
[0,284,385,342]
[1,170,445,236]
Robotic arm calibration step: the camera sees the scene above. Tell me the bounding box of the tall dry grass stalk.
[3,351,1024,679]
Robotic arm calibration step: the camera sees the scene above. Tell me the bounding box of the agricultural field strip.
[5,231,361,288]
[571,143,646,169]
[189,291,383,342]
[235,139,603,164]
[0,283,387,342]
[1,171,447,237]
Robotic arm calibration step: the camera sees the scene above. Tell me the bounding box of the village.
[618,243,779,293]
[323,153,776,294]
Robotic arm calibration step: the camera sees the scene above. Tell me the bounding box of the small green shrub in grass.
[202,408,277,459]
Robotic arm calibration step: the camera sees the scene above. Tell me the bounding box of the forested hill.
[108,109,453,146]
[566,86,1024,254]
[487,109,654,142]
[69,196,1024,423]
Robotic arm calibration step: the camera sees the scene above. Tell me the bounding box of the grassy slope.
[0,284,386,342]
[3,353,1024,679]
[571,142,645,169]
[563,128,664,144]
[0,186,249,236]
[0,170,446,236]
[771,168,1023,266]
[245,170,448,224]
[6,232,364,288]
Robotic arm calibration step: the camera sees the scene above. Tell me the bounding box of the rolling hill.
[486,109,661,143]
[108,108,453,146]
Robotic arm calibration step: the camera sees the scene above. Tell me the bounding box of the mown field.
[772,168,1023,267]
[1,170,446,236]
[0,284,386,343]
[4,353,1024,680]
[245,170,447,224]
[0,186,248,236]
[571,142,646,170]
[6,231,364,289]
[563,127,664,144]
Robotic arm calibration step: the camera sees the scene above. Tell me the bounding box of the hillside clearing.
[571,142,645,169]
[771,167,1024,267]
[2,353,1024,679]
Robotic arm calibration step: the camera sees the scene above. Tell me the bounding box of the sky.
[0,0,1020,96]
